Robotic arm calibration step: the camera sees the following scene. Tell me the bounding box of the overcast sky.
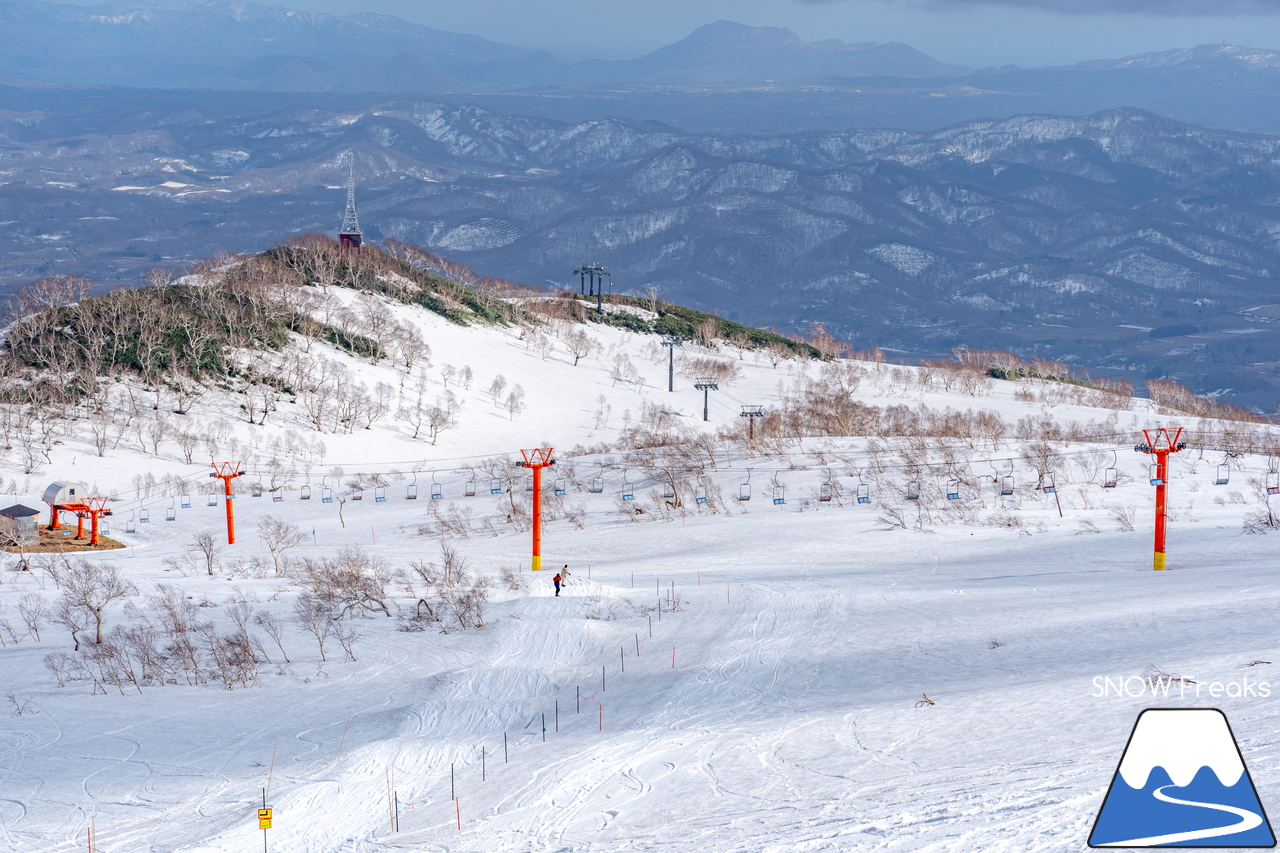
[249,0,1280,67]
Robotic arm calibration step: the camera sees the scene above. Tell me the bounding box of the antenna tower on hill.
[339,151,363,253]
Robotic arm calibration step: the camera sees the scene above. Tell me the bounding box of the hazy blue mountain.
[0,0,530,87]
[459,21,975,87]
[2,95,1279,406]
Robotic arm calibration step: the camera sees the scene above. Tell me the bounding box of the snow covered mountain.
[5,99,1280,407]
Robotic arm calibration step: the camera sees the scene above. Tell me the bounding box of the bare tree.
[294,593,333,662]
[17,594,48,641]
[55,561,137,645]
[189,530,226,576]
[257,515,306,573]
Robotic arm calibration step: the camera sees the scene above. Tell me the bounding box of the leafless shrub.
[295,547,392,619]
[1076,519,1101,535]
[1108,504,1137,533]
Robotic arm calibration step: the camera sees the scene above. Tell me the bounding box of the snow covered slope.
[0,273,1278,852]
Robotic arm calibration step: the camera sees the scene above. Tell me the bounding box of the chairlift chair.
[1042,473,1057,494]
[1149,463,1164,487]
[622,472,634,501]
[431,473,443,500]
[374,486,386,503]
[739,469,751,502]
[772,483,787,506]
[301,482,312,500]
[857,483,871,505]
[321,478,334,503]
[352,487,364,501]
[101,519,110,536]
[695,482,708,504]
[140,507,150,523]
[271,489,283,503]
[555,477,567,496]
[1103,450,1119,489]
[407,473,419,500]
[490,478,503,495]
[590,475,604,494]
[906,479,921,501]
[946,479,961,501]
[1215,454,1230,486]
[180,493,191,509]
[126,511,136,534]
[1268,470,1279,496]
[663,481,676,499]
[819,482,833,503]
[1000,460,1015,496]
[251,482,263,497]
[207,491,218,507]
[465,478,477,497]
[165,499,176,522]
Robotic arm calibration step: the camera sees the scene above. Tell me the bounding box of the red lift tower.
[518,448,555,571]
[210,462,245,545]
[1136,426,1186,571]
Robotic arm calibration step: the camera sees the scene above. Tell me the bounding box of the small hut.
[0,504,40,539]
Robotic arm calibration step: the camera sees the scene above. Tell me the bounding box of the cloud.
[797,0,1280,15]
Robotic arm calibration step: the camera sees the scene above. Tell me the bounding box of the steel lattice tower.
[339,152,363,252]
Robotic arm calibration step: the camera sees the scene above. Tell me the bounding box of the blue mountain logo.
[1090,708,1275,847]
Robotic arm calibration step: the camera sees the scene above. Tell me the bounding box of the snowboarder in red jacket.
[553,573,562,596]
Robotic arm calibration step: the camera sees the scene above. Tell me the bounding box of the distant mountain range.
[2,95,1280,408]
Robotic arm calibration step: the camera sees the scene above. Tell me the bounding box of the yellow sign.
[258,808,272,829]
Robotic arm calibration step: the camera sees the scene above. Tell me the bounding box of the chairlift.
[1149,463,1164,487]
[1000,459,1014,496]
[271,489,283,503]
[695,481,708,504]
[407,473,419,500]
[946,479,961,501]
[772,480,787,506]
[663,480,676,499]
[590,465,605,495]
[374,486,386,503]
[101,519,110,536]
[819,481,833,503]
[464,477,477,497]
[352,486,364,501]
[555,477,567,496]
[207,491,218,507]
[301,476,312,500]
[622,471,634,501]
[1215,453,1230,486]
[1104,450,1118,489]
[739,469,752,502]
[140,507,150,523]
[525,476,534,493]
[490,478,503,495]
[180,493,191,509]
[321,477,333,503]
[1268,470,1279,496]
[857,483,870,505]
[165,499,176,522]
[1043,472,1057,494]
[906,478,921,501]
[126,511,136,534]
[251,482,263,497]
[431,473,443,500]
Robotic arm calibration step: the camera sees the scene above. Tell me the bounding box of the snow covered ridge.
[3,236,1280,849]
